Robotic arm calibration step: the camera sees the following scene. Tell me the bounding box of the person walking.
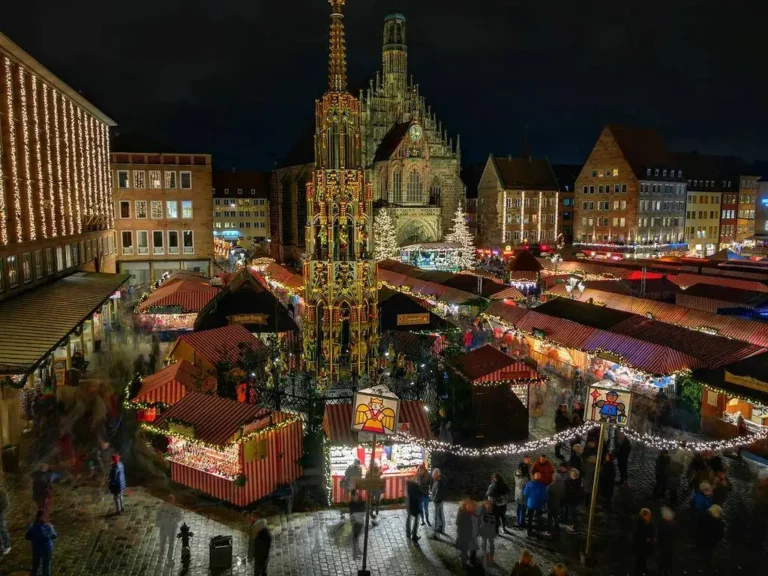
[665,452,684,507]
[478,500,497,566]
[430,468,446,536]
[455,499,479,568]
[157,495,183,566]
[712,470,732,507]
[510,549,544,576]
[415,463,432,527]
[369,460,384,517]
[736,415,748,459]
[696,504,725,571]
[531,454,555,486]
[657,507,677,576]
[634,508,655,576]
[515,462,530,528]
[653,449,671,499]
[32,464,55,516]
[339,459,362,519]
[107,454,126,514]
[616,432,632,484]
[567,443,583,473]
[554,405,570,460]
[563,468,582,533]
[0,487,11,555]
[249,517,271,576]
[582,442,598,507]
[349,497,365,558]
[438,421,453,445]
[405,480,422,542]
[692,482,713,518]
[598,453,616,511]
[547,472,565,535]
[523,472,548,537]
[486,473,511,534]
[25,510,57,576]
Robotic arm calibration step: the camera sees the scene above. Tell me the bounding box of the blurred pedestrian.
[249,517,271,576]
[478,500,497,566]
[567,443,583,473]
[415,463,431,527]
[634,508,655,576]
[549,563,569,576]
[0,487,10,555]
[430,468,446,535]
[653,449,670,499]
[531,454,555,486]
[554,405,570,460]
[692,482,713,519]
[32,464,55,516]
[439,421,453,445]
[455,499,479,568]
[521,455,533,478]
[349,497,365,557]
[510,549,543,576]
[616,432,631,484]
[524,472,548,536]
[657,507,677,576]
[696,504,725,570]
[599,453,616,511]
[339,458,362,519]
[157,495,182,566]
[547,472,565,534]
[665,452,684,507]
[370,460,383,517]
[486,473,510,534]
[736,416,748,459]
[26,509,57,576]
[405,480,422,542]
[515,462,530,528]
[107,454,126,515]
[712,470,732,507]
[563,468,582,532]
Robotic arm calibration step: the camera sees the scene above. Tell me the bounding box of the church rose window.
[406,169,423,203]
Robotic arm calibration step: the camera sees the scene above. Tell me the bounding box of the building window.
[117,170,130,189]
[72,242,79,266]
[612,169,619,177]
[45,248,54,275]
[121,231,133,255]
[119,201,131,219]
[181,201,193,219]
[392,170,402,203]
[151,201,163,219]
[166,201,179,219]
[168,231,179,254]
[135,200,148,219]
[152,231,164,255]
[137,231,149,255]
[165,171,177,189]
[238,189,243,195]
[34,250,43,279]
[149,170,162,189]
[56,247,64,272]
[182,230,194,254]
[6,256,18,288]
[65,244,73,268]
[180,171,192,189]
[20,253,32,284]
[133,170,146,189]
[79,241,85,262]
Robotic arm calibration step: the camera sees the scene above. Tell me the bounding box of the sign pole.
[583,420,606,565]
[359,433,376,576]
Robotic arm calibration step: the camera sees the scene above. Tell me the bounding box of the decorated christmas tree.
[445,202,476,269]
[373,207,399,261]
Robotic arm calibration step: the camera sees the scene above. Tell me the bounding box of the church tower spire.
[382,13,407,94]
[328,0,348,92]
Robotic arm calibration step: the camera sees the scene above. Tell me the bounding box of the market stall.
[323,400,432,504]
[148,392,303,506]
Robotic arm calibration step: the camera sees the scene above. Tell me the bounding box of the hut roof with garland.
[138,280,219,314]
[130,359,215,407]
[450,344,541,383]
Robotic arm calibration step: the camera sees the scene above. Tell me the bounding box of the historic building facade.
[212,171,270,245]
[302,0,378,384]
[271,11,464,262]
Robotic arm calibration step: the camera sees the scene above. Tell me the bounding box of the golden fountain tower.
[303,0,378,385]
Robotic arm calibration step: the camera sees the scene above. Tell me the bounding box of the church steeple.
[328,0,348,92]
[382,13,407,94]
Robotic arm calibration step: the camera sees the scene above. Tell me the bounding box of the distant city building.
[212,172,270,245]
[0,32,117,302]
[476,155,560,249]
[270,12,464,264]
[551,164,581,246]
[111,152,213,283]
[755,178,768,240]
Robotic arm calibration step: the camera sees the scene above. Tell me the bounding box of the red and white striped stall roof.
[131,360,214,406]
[173,324,267,368]
[137,280,219,313]
[323,400,434,445]
[451,344,541,383]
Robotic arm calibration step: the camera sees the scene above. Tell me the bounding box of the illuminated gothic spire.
[327,0,347,92]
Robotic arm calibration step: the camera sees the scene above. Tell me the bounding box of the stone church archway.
[397,218,438,245]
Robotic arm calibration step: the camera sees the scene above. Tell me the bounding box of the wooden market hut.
[377,287,453,332]
[135,279,219,332]
[505,250,543,285]
[150,392,303,506]
[128,359,215,421]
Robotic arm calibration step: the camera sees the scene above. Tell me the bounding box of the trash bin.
[1,444,19,473]
[209,535,232,569]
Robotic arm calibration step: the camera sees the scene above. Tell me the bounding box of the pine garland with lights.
[373,207,398,261]
[445,202,475,270]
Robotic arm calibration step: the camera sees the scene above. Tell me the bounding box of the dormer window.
[647,168,651,176]
[663,169,667,177]
[654,169,659,176]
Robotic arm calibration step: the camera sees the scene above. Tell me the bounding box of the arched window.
[392,170,402,204]
[328,121,339,169]
[430,180,441,206]
[406,170,423,203]
[379,170,387,202]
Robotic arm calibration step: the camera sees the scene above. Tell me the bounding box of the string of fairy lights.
[17,66,35,241]
[30,75,47,238]
[4,56,22,242]
[41,83,56,238]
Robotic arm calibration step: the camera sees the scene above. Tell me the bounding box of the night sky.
[4,0,767,170]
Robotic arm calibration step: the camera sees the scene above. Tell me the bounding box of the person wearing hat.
[25,509,57,576]
[107,454,127,514]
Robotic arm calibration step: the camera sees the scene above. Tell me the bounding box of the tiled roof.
[483,300,531,326]
[155,392,289,446]
[491,157,559,190]
[137,280,219,313]
[489,286,526,301]
[533,298,636,329]
[606,124,680,179]
[583,331,701,375]
[668,273,768,293]
[374,123,411,161]
[506,251,543,273]
[131,360,214,405]
[212,171,270,198]
[261,263,303,290]
[451,345,534,381]
[175,324,267,367]
[515,311,598,349]
[323,400,433,444]
[679,283,768,306]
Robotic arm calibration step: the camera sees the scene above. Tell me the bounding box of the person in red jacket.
[531,455,555,486]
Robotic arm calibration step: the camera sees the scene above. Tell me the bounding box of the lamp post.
[551,253,562,284]
[565,276,586,299]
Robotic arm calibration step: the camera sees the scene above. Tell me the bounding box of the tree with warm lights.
[373,207,399,261]
[445,202,476,270]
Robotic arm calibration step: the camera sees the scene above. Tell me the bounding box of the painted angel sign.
[352,386,400,436]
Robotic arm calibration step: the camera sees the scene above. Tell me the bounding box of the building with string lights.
[301,0,378,384]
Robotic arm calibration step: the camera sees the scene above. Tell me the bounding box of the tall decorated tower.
[303,0,379,385]
[382,13,407,95]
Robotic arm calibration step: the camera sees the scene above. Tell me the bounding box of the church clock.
[409,124,423,142]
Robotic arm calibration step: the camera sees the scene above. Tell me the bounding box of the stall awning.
[137,280,219,313]
[323,400,433,444]
[0,272,129,375]
[131,360,214,406]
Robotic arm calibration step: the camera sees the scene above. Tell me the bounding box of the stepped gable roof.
[374,122,411,161]
[491,156,559,190]
[605,124,680,179]
[506,250,544,273]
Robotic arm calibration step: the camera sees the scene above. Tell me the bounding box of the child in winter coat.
[455,499,479,568]
[478,500,497,566]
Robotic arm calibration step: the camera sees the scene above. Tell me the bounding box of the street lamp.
[565,276,586,299]
[551,253,562,282]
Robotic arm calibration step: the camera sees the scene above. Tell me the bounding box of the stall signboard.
[397,313,430,326]
[724,371,768,394]
[596,350,624,365]
[353,386,400,436]
[586,382,632,426]
[227,313,269,326]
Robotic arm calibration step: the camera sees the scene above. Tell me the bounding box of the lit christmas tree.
[445,202,476,270]
[373,207,399,261]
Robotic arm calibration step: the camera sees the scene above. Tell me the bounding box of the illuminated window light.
[41,84,57,237]
[50,88,65,235]
[68,101,81,234]
[4,57,22,241]
[17,66,36,241]
[61,94,74,236]
[30,76,47,238]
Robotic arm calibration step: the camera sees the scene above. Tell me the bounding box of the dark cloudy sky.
[4,0,767,170]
